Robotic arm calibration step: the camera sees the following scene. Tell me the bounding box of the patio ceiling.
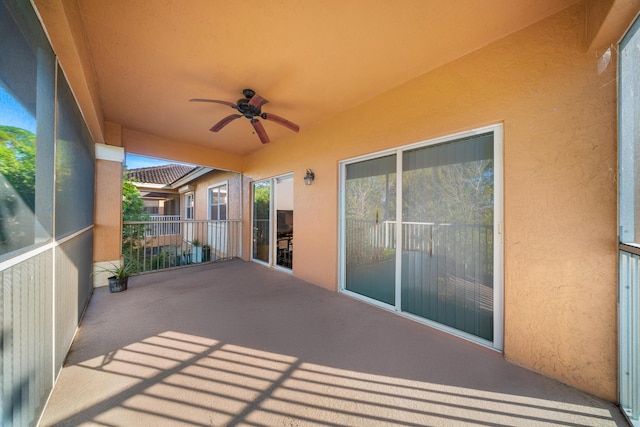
[35,0,582,156]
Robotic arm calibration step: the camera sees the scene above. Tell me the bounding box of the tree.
[0,125,36,210]
[121,175,149,273]
[122,176,147,220]
[0,126,36,255]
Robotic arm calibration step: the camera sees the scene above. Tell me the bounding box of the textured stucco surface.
[243,3,618,400]
[94,159,123,262]
[192,170,243,221]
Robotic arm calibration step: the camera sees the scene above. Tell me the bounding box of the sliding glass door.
[340,126,503,348]
[252,180,270,263]
[252,175,294,270]
[274,176,294,270]
[402,134,495,341]
[344,155,397,305]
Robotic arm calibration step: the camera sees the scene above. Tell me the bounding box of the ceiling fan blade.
[262,113,300,132]
[251,119,270,144]
[248,94,269,109]
[210,114,242,132]
[190,98,235,107]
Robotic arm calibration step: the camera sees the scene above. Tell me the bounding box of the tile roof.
[126,164,196,185]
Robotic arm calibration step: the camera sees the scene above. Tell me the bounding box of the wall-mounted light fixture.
[304,169,315,185]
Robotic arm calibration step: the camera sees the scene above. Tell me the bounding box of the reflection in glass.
[0,124,36,253]
[345,155,397,305]
[402,134,494,341]
[253,180,270,262]
[275,176,293,269]
[0,0,55,258]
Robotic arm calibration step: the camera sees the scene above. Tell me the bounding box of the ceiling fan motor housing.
[236,98,260,118]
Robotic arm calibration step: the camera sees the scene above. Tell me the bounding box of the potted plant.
[191,239,203,263]
[95,260,134,293]
[202,244,211,262]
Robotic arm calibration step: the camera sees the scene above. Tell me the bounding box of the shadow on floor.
[40,260,628,426]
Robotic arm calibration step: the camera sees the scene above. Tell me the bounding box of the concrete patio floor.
[40,259,628,427]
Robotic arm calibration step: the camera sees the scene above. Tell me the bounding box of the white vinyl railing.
[147,215,181,236]
[346,219,492,258]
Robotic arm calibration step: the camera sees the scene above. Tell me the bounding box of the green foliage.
[252,182,271,256]
[0,126,36,253]
[0,125,36,210]
[122,176,148,221]
[403,160,493,225]
[121,175,150,273]
[253,182,270,219]
[345,174,396,222]
[94,260,135,279]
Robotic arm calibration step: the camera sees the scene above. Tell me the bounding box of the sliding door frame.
[338,124,504,350]
[251,179,272,266]
[618,14,640,425]
[251,173,294,273]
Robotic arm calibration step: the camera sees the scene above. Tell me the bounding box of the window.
[184,192,194,220]
[619,14,640,426]
[208,184,227,220]
[55,66,95,238]
[0,0,56,258]
[620,17,640,246]
[0,1,95,425]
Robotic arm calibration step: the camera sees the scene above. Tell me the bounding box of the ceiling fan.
[190,89,300,144]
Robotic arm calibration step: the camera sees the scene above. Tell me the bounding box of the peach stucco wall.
[242,3,618,400]
[122,128,245,172]
[94,159,123,262]
[191,170,243,221]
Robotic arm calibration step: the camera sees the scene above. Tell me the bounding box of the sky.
[1,86,190,171]
[125,154,173,170]
[125,154,194,170]
[0,86,36,132]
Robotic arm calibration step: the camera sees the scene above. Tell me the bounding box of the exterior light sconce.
[304,169,315,185]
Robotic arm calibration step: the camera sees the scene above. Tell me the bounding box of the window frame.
[184,191,194,220]
[618,13,640,426]
[208,181,228,221]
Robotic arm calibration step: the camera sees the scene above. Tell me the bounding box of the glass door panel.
[275,176,293,269]
[344,155,397,305]
[252,180,270,262]
[402,134,494,341]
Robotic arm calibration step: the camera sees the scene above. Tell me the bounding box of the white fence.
[147,215,181,236]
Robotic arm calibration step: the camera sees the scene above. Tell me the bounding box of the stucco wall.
[192,170,243,221]
[94,159,123,261]
[122,129,245,172]
[242,3,618,400]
